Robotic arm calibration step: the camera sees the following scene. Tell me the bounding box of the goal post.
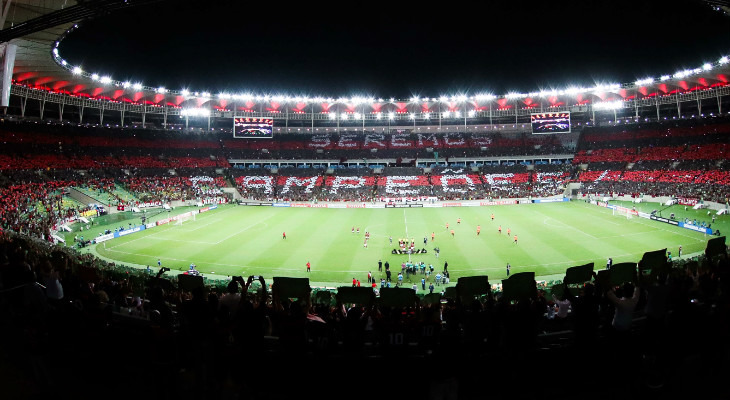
[174,211,196,225]
[612,206,633,219]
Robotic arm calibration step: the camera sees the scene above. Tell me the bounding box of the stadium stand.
[0,118,729,399]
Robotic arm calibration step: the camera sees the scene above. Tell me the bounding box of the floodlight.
[409,113,416,119]
[341,113,348,120]
[468,110,476,117]
[122,81,131,89]
[375,113,382,120]
[328,112,336,120]
[593,100,623,110]
[703,63,713,71]
[454,111,461,118]
[72,66,82,75]
[91,73,99,81]
[424,113,430,119]
[442,111,451,118]
[181,89,189,96]
[388,112,395,120]
[353,112,361,120]
[157,87,166,94]
[99,76,112,84]
[660,75,670,81]
[720,56,729,65]
[181,108,210,117]
[132,83,143,90]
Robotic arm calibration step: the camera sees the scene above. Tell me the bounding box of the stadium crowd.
[0,230,727,399]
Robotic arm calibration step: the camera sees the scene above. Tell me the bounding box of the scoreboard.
[233,117,274,138]
[531,112,571,134]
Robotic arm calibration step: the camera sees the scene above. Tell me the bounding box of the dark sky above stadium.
[60,0,730,99]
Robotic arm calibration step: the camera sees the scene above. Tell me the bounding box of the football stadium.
[1,1,729,399]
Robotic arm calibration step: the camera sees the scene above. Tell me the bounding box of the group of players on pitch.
[442,213,518,244]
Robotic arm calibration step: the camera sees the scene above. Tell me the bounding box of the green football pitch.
[84,200,725,287]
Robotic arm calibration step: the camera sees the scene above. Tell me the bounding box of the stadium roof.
[3,0,730,113]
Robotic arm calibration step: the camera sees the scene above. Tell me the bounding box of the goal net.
[612,206,634,219]
[175,212,196,225]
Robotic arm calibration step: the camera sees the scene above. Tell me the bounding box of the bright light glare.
[72,66,82,75]
[593,100,623,110]
[180,108,210,117]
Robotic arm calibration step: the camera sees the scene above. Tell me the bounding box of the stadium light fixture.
[388,112,395,120]
[635,78,654,86]
[409,113,416,119]
[424,112,430,120]
[454,111,461,118]
[702,63,713,71]
[181,89,190,96]
[122,81,131,89]
[410,96,419,103]
[180,108,210,117]
[720,56,729,65]
[442,111,451,118]
[328,112,336,120]
[72,66,82,75]
[353,112,362,120]
[375,113,382,120]
[468,110,476,117]
[100,76,112,84]
[91,73,100,81]
[341,113,348,120]
[593,100,623,110]
[132,83,143,90]
[660,75,671,81]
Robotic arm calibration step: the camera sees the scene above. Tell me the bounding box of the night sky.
[59,0,730,99]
